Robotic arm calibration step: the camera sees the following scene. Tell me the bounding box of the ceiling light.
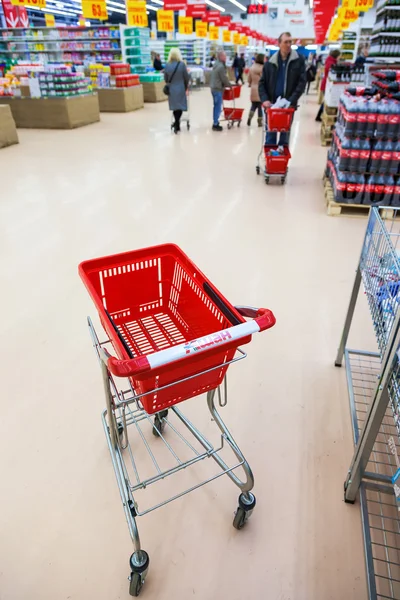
[305,44,317,50]
[205,0,225,11]
[146,4,159,9]
[106,0,125,6]
[309,0,313,7]
[28,5,78,15]
[225,0,246,11]
[151,0,164,4]
[106,4,126,12]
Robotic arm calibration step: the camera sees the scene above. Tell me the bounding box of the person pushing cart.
[258,31,306,147]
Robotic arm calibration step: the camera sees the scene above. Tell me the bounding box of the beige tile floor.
[0,86,374,600]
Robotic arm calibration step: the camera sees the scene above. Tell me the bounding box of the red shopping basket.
[264,145,291,175]
[267,108,294,131]
[223,107,244,121]
[223,85,241,101]
[79,244,275,415]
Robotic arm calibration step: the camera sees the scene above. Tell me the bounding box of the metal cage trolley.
[222,84,244,129]
[336,208,400,599]
[79,244,276,597]
[256,107,294,185]
[170,80,191,133]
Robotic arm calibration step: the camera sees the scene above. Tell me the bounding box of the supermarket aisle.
[0,88,371,600]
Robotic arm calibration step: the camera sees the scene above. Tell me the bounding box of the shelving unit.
[371,5,400,58]
[120,26,151,74]
[336,208,400,600]
[0,25,122,65]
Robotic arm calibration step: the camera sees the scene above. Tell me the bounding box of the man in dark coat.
[258,31,306,145]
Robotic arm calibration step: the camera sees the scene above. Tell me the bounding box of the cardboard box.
[98,86,144,112]
[20,85,31,98]
[0,105,18,149]
[0,94,100,129]
[141,81,167,103]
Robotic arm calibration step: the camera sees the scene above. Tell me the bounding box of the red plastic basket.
[223,85,241,101]
[223,107,244,121]
[79,245,256,415]
[267,108,294,131]
[264,145,291,174]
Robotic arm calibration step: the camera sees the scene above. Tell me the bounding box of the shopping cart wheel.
[152,410,168,437]
[281,176,286,185]
[238,120,241,127]
[265,176,270,185]
[129,551,150,597]
[227,123,232,130]
[233,492,256,530]
[187,122,190,130]
[256,166,260,175]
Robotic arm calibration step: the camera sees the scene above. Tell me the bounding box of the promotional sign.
[208,25,219,40]
[157,9,174,31]
[247,3,268,13]
[284,8,301,15]
[202,9,219,22]
[11,0,45,7]
[127,0,148,27]
[241,34,248,45]
[45,12,55,24]
[1,0,28,26]
[81,0,107,19]
[178,15,193,33]
[222,29,231,43]
[195,20,207,37]
[342,0,373,9]
[220,15,231,24]
[289,18,304,24]
[185,2,205,16]
[233,31,241,44]
[164,0,187,9]
[337,6,359,22]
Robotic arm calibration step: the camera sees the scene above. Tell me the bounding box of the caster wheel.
[265,176,270,185]
[256,166,260,175]
[238,120,241,127]
[281,176,286,184]
[227,123,232,130]
[152,410,168,437]
[117,422,124,438]
[129,551,150,597]
[233,493,256,530]
[187,122,190,130]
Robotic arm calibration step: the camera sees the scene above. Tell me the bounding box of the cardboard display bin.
[0,94,100,129]
[141,81,167,103]
[97,85,144,112]
[0,105,18,149]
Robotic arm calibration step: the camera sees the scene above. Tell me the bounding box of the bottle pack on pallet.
[326,73,400,207]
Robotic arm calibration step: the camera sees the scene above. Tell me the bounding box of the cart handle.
[99,307,276,378]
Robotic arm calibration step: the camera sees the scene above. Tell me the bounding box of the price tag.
[343,0,374,10]
[208,25,219,40]
[241,34,248,45]
[157,9,174,32]
[79,17,86,25]
[233,32,240,44]
[81,0,108,19]
[127,0,148,26]
[178,16,193,34]
[11,0,46,7]
[195,20,207,37]
[45,12,55,24]
[222,30,231,43]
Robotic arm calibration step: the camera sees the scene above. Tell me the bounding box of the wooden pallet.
[317,89,324,104]
[322,111,337,127]
[324,178,396,218]
[320,125,333,147]
[324,105,338,116]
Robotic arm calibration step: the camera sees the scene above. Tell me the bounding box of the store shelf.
[0,37,119,42]
[376,4,400,18]
[371,32,400,40]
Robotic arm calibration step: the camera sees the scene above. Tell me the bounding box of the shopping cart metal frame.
[170,80,191,133]
[335,207,400,599]
[221,85,244,129]
[87,305,259,597]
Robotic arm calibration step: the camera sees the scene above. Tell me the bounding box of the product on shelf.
[325,78,400,207]
[38,67,91,97]
[121,27,151,74]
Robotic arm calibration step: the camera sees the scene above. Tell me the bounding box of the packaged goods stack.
[120,27,151,75]
[371,1,400,59]
[325,75,400,215]
[96,62,143,112]
[38,67,92,98]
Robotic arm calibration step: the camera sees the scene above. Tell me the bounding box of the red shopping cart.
[256,107,294,184]
[79,243,275,597]
[222,84,244,128]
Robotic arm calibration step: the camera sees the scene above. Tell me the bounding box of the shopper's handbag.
[163,61,180,96]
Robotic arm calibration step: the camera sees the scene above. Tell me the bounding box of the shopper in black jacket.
[259,31,306,145]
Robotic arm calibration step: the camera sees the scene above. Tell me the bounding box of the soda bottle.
[387,99,400,139]
[356,98,368,137]
[365,99,378,138]
[383,174,395,205]
[376,99,389,138]
[379,140,393,174]
[346,173,357,202]
[336,170,348,203]
[371,139,384,173]
[348,139,360,173]
[359,138,371,173]
[354,174,365,204]
[339,136,352,171]
[374,175,386,204]
[391,178,400,207]
[390,140,400,176]
[364,175,375,205]
[345,97,358,137]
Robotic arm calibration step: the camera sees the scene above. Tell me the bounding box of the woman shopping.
[164,48,190,134]
[247,53,264,127]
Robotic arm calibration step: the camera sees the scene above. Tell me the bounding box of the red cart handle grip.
[101,307,275,378]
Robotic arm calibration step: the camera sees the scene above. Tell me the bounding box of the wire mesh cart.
[256,107,294,185]
[335,208,400,600]
[222,85,244,129]
[79,244,276,597]
[170,81,191,133]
